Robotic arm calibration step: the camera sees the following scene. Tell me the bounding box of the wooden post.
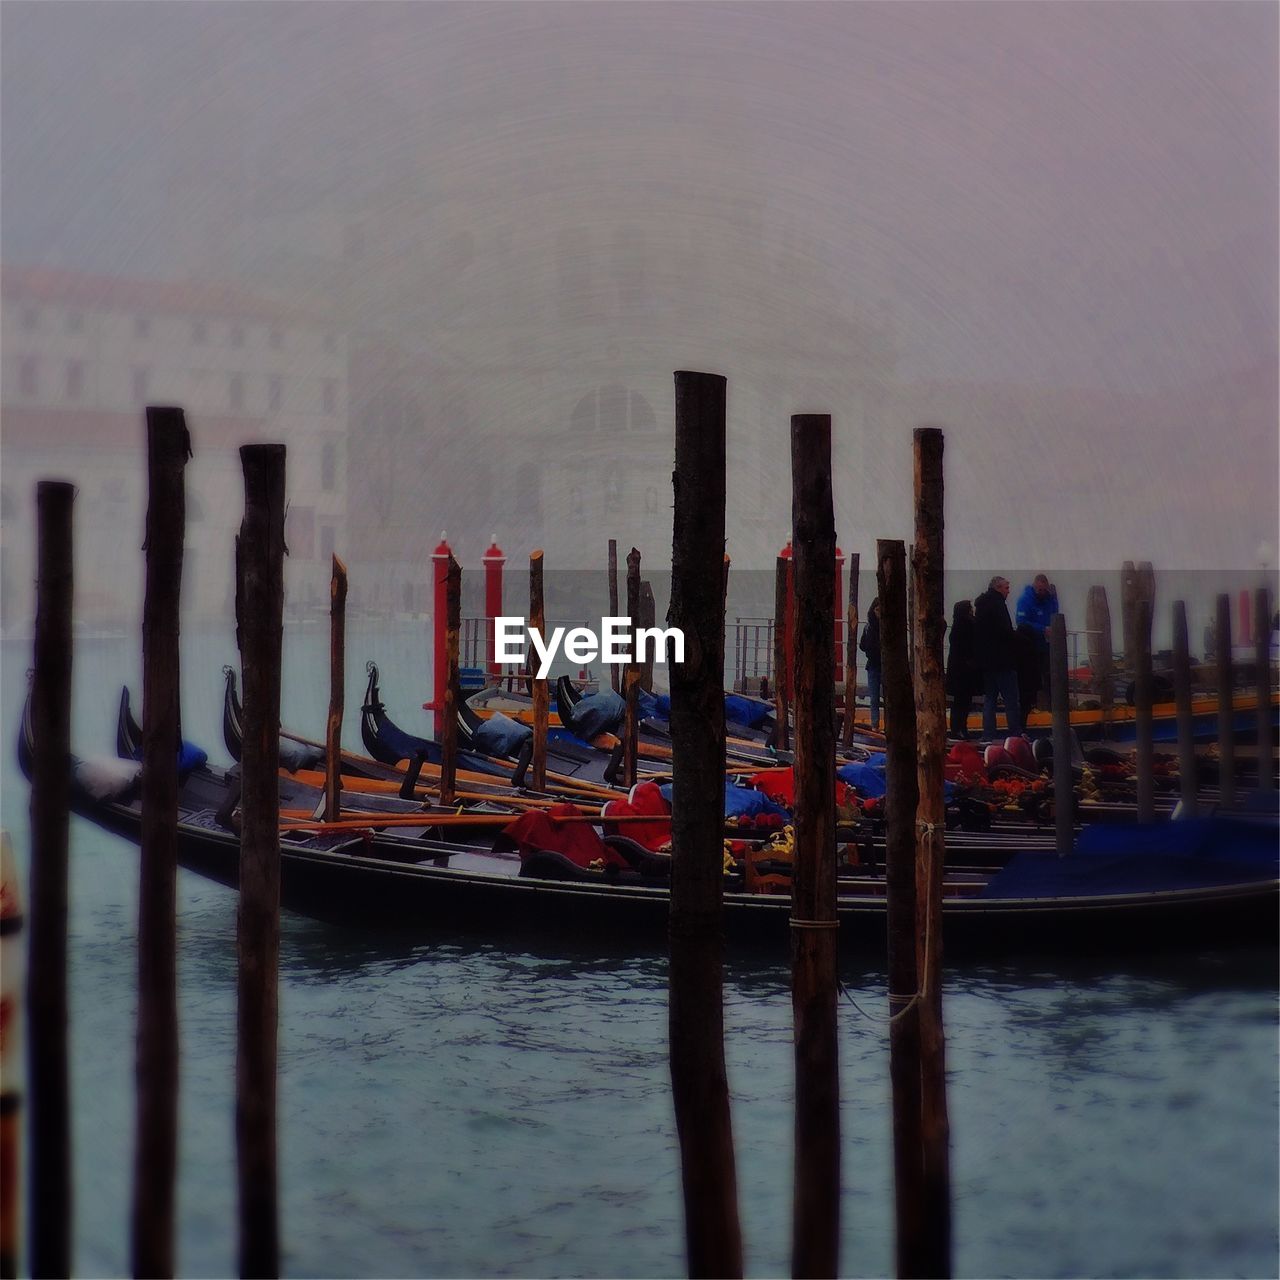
[608,539,620,693]
[841,553,860,749]
[132,408,190,1279]
[911,427,951,1278]
[235,444,286,1279]
[1171,601,1197,817]
[1050,615,1074,854]
[1,833,23,1280]
[530,551,548,792]
[639,580,657,694]
[1134,598,1155,822]
[667,371,742,1279]
[27,480,74,1280]
[324,555,348,823]
[1256,587,1274,792]
[1086,585,1114,736]
[773,555,791,752]
[623,547,641,788]
[1120,561,1138,674]
[1216,594,1235,810]
[790,415,840,1278]
[878,538,926,1278]
[440,554,461,806]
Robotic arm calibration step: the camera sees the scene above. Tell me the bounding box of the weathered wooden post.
[324,555,348,823]
[623,547,642,788]
[789,415,840,1279]
[1050,615,1074,855]
[1120,561,1138,674]
[1134,598,1156,822]
[639,580,657,693]
[667,371,743,1278]
[878,538,926,1278]
[608,539,621,693]
[440,554,462,806]
[773,555,791,752]
[235,443,286,1278]
[133,407,190,1279]
[27,480,74,1280]
[1086,585,1114,737]
[1,833,22,1280]
[1255,587,1274,792]
[1171,601,1197,817]
[530,551,549,792]
[911,427,952,1278]
[1216,594,1236,810]
[841,553,860,749]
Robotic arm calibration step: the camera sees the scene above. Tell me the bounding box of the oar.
[278,811,677,833]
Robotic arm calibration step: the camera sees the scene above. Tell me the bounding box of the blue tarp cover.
[570,689,627,739]
[658,781,790,820]
[982,817,1278,899]
[724,694,772,729]
[472,711,532,758]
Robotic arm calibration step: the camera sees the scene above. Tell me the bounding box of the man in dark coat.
[974,575,1023,737]
[946,599,981,739]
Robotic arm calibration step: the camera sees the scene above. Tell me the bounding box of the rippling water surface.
[3,626,1276,1277]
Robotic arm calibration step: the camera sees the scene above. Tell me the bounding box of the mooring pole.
[1171,601,1197,817]
[1134,598,1155,822]
[911,427,952,1278]
[667,371,743,1279]
[878,537,925,1278]
[1255,587,1274,792]
[1216,594,1235,809]
[27,480,75,1280]
[1,833,23,1280]
[324,555,348,823]
[841,553,860,749]
[789,414,840,1279]
[440,554,461,807]
[1120,561,1138,676]
[623,547,642,788]
[235,443,286,1279]
[1086,585,1115,738]
[608,539,621,693]
[773,555,791,752]
[1050,615,1074,855]
[132,408,190,1279]
[639,580,657,694]
[530,551,548,792]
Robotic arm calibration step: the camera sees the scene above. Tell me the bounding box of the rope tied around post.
[789,918,841,931]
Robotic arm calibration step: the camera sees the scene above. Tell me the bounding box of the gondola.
[23,690,1278,957]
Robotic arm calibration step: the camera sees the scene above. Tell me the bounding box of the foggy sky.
[2,0,1277,572]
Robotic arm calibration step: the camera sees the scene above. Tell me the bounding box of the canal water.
[2,623,1276,1278]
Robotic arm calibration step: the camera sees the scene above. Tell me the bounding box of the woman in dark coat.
[859,598,882,731]
[945,599,981,739]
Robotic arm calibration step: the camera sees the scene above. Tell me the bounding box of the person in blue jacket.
[1015,574,1058,710]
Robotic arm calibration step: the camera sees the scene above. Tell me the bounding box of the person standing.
[946,599,981,739]
[1015,574,1059,709]
[974,575,1023,737]
[859,597,883,731]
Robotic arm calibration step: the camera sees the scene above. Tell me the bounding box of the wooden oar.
[278,811,676,832]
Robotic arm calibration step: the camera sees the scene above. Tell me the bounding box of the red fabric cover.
[748,767,795,806]
[947,741,987,780]
[984,744,1013,771]
[602,782,672,852]
[1004,736,1037,772]
[500,803,625,869]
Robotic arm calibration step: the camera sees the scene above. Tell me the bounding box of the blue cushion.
[472,711,533,759]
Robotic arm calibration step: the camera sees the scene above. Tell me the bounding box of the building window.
[66,311,84,334]
[268,327,282,350]
[135,315,151,339]
[132,366,149,405]
[21,307,38,332]
[65,360,85,401]
[321,440,336,492]
[319,524,335,562]
[191,319,208,344]
[268,374,282,412]
[228,374,244,413]
[322,379,336,415]
[229,323,245,348]
[19,356,38,397]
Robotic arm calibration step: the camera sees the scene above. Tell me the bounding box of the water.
[2,624,1277,1277]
